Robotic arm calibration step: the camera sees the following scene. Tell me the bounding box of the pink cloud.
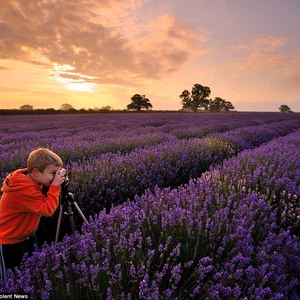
[145,14,209,53]
[252,37,287,51]
[231,36,290,70]
[127,14,210,78]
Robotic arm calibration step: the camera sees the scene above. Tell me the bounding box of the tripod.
[55,181,88,245]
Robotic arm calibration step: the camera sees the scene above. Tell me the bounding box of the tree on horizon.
[279,104,293,113]
[19,104,33,110]
[180,84,211,112]
[127,94,153,112]
[209,97,235,112]
[60,103,75,110]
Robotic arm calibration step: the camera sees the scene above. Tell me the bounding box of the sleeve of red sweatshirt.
[19,184,60,216]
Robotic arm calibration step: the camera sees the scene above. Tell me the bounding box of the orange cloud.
[0,0,209,90]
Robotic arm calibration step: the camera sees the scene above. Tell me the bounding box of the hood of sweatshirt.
[1,168,41,193]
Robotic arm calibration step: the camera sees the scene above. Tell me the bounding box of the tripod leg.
[55,204,63,245]
[72,201,89,223]
[66,200,76,233]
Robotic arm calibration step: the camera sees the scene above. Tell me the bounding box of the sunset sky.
[1,0,300,112]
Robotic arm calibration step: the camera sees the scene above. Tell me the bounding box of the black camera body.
[59,168,70,195]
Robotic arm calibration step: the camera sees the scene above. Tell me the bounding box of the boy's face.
[34,164,60,187]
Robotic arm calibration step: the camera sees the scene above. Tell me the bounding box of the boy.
[0,148,66,282]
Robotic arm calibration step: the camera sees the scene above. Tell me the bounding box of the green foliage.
[209,97,235,112]
[127,94,153,111]
[180,84,236,112]
[179,84,211,112]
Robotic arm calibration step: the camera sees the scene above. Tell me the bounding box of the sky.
[1,0,300,112]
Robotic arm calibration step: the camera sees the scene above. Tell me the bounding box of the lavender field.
[1,112,300,299]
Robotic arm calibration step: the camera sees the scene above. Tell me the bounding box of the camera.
[58,168,67,176]
[59,168,69,193]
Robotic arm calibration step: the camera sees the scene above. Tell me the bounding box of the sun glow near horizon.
[49,64,97,93]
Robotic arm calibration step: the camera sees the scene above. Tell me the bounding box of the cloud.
[236,53,290,71]
[129,14,210,78]
[282,58,300,89]
[231,37,288,53]
[230,36,290,70]
[0,85,68,96]
[0,86,31,93]
[230,36,300,92]
[0,0,209,90]
[252,37,287,52]
[145,14,209,53]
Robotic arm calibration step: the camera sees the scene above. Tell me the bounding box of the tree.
[279,104,292,113]
[180,84,211,112]
[19,104,33,110]
[60,103,75,110]
[209,97,235,112]
[179,90,192,111]
[100,106,112,111]
[127,94,153,111]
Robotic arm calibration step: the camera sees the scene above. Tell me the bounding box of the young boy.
[0,148,66,282]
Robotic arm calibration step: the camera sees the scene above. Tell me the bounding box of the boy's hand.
[52,170,66,187]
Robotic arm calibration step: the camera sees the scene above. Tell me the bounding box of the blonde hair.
[27,148,63,173]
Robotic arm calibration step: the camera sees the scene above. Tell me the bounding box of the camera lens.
[58,168,66,175]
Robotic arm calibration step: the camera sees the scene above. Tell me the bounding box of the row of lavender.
[2,128,300,299]
[64,118,300,216]
[0,113,298,173]
[30,116,300,243]
[1,112,295,137]
[2,114,300,242]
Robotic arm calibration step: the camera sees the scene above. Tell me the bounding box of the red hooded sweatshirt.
[0,168,60,244]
